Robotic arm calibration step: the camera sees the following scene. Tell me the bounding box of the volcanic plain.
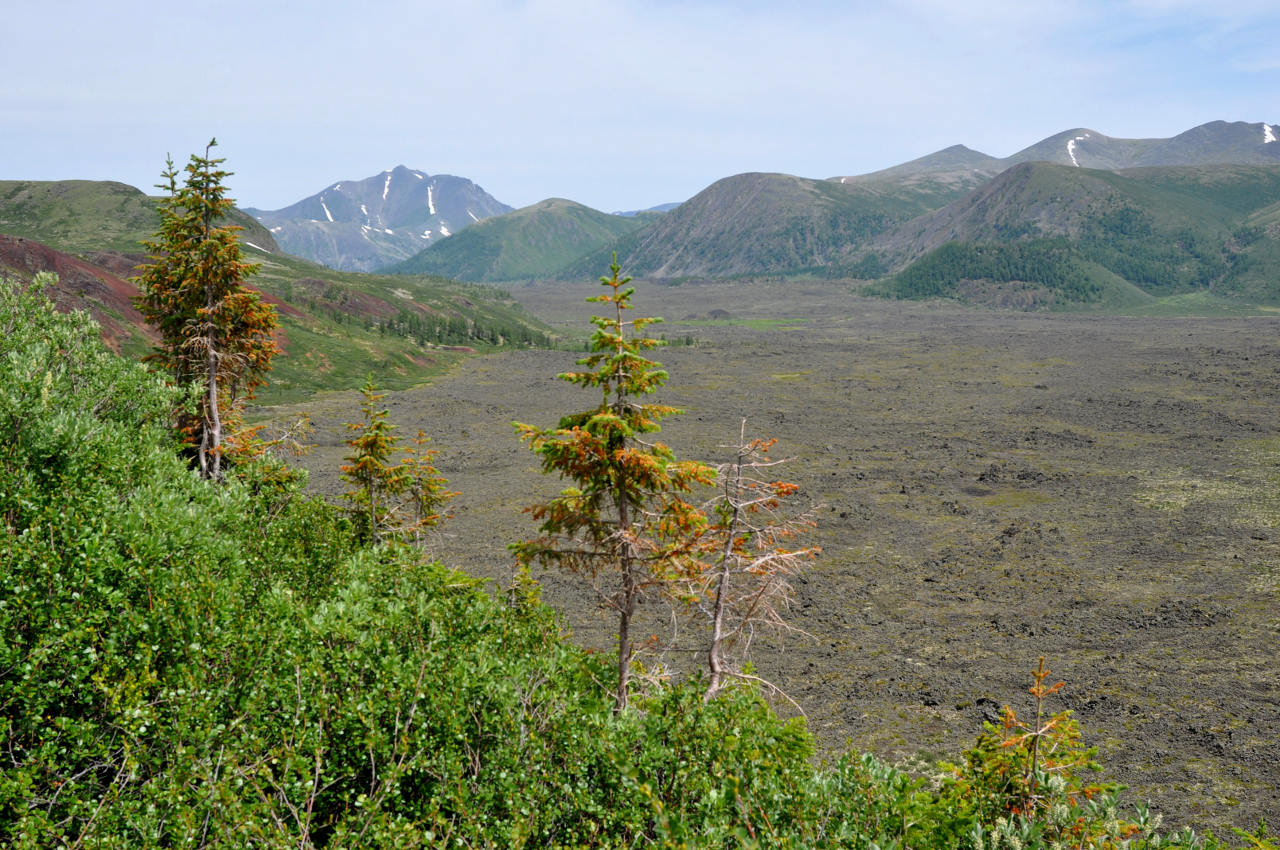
[265,280,1280,833]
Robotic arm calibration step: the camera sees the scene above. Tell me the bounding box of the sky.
[4,0,1278,213]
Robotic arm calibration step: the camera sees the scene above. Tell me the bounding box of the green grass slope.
[385,198,646,281]
[242,246,555,401]
[0,179,279,255]
[0,179,554,401]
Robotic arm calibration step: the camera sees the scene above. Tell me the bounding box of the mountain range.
[384,198,650,281]
[366,119,1280,305]
[4,119,1280,345]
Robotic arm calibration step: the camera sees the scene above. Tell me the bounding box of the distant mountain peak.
[246,167,512,272]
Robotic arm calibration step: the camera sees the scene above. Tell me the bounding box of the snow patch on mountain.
[428,186,436,215]
[421,230,432,239]
[413,171,424,180]
[321,200,334,222]
[1066,133,1091,167]
[382,173,392,201]
[244,241,270,253]
[361,203,369,218]
[439,224,451,237]
[468,210,479,222]
[1266,124,1277,144]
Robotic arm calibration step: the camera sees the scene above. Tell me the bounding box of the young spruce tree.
[512,257,714,711]
[133,139,279,481]
[341,379,453,545]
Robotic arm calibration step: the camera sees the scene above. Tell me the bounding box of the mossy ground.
[260,279,1280,835]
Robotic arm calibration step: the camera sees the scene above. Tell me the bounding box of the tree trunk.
[705,444,745,701]
[205,341,222,482]
[615,479,634,713]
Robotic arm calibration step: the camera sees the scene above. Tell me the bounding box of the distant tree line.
[369,307,552,348]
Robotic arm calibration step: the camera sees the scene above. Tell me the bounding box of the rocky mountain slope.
[245,166,511,272]
[559,171,955,280]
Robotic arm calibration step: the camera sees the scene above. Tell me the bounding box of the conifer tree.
[512,257,714,711]
[341,379,453,545]
[133,139,279,481]
[694,421,819,701]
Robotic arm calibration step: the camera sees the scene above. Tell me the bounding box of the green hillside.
[0,179,555,402]
[240,247,555,401]
[0,179,278,254]
[385,198,647,281]
[866,163,1280,307]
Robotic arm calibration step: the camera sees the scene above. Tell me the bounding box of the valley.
[265,280,1280,835]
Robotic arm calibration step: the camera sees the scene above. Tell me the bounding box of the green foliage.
[512,257,714,710]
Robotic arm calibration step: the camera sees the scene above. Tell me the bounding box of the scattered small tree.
[401,427,455,545]
[695,420,819,702]
[512,257,714,711]
[133,139,279,481]
[340,379,453,545]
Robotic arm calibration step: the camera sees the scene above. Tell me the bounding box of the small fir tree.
[512,256,714,711]
[340,379,453,545]
[133,139,279,481]
[401,427,455,545]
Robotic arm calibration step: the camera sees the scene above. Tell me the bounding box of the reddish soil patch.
[0,233,151,351]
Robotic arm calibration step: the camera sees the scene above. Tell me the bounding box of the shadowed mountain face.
[830,121,1280,179]
[557,171,957,281]
[245,166,512,272]
[1000,121,1280,170]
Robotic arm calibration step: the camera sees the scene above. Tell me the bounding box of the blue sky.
[3,0,1277,212]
